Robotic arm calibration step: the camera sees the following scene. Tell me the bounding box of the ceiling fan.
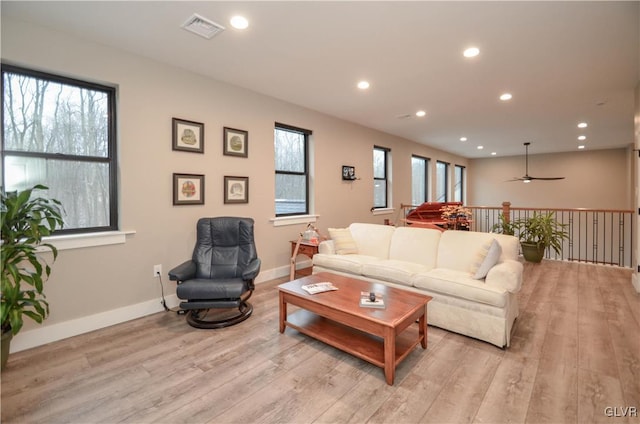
[508,142,565,183]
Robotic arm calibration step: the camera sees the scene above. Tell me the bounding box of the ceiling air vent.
[181,13,225,39]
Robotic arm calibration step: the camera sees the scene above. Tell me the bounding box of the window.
[274,123,310,216]
[454,164,465,202]
[411,155,429,205]
[2,65,117,234]
[373,146,390,209]
[436,160,449,202]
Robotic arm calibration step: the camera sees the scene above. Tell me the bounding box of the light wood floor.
[1,261,638,424]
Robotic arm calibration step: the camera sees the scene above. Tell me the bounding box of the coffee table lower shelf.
[284,309,421,371]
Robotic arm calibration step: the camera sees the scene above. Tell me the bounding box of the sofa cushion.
[388,226,441,269]
[312,253,378,275]
[411,268,508,308]
[361,259,430,287]
[348,223,396,259]
[437,231,503,272]
[328,228,358,254]
[469,239,502,279]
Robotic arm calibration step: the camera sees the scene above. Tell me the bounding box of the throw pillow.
[328,228,358,255]
[469,239,502,280]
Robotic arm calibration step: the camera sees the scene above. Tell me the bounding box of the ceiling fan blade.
[528,176,565,180]
[508,142,565,182]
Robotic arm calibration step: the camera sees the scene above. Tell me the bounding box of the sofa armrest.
[318,240,336,255]
[485,260,523,293]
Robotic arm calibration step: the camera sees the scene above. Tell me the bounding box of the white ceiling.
[3,1,639,158]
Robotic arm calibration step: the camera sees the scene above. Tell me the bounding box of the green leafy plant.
[514,211,568,262]
[1,185,64,336]
[491,213,516,236]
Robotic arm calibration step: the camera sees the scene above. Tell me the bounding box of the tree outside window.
[436,160,449,202]
[373,146,390,208]
[274,123,310,216]
[2,65,117,233]
[411,155,429,205]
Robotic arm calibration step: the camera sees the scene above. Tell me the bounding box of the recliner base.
[185,301,253,329]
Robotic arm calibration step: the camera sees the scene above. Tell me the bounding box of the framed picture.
[172,118,204,153]
[224,176,249,204]
[223,127,248,157]
[173,173,205,205]
[342,165,356,180]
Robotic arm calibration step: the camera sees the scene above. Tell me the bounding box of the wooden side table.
[290,240,319,278]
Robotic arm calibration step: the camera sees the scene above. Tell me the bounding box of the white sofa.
[312,223,523,347]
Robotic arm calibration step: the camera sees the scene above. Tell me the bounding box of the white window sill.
[40,230,136,252]
[270,215,319,227]
[371,208,395,216]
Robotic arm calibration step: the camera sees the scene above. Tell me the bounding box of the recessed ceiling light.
[578,145,586,149]
[463,47,480,58]
[416,110,426,117]
[357,81,370,90]
[499,93,513,101]
[230,15,249,29]
[578,135,586,141]
[491,152,497,156]
[578,122,588,128]
[460,137,467,142]
[477,145,484,150]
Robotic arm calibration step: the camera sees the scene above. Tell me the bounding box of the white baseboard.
[9,263,306,354]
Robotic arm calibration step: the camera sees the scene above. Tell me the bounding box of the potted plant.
[1,185,64,370]
[514,211,568,263]
[491,212,516,236]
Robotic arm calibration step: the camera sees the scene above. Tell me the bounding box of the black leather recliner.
[168,217,261,329]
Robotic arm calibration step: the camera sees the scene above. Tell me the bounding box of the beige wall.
[2,18,468,348]
[468,148,632,209]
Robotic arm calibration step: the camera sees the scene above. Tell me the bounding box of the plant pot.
[1,330,13,371]
[521,242,545,263]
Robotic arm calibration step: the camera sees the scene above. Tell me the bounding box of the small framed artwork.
[223,127,248,157]
[173,173,205,205]
[342,165,356,180]
[172,118,204,153]
[224,176,249,204]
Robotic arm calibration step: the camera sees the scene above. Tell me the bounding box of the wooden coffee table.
[278,272,432,385]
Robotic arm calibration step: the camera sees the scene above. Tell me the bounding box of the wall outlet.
[153,264,162,277]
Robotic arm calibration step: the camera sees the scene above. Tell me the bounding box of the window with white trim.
[274,123,310,216]
[1,65,117,234]
[454,164,465,202]
[436,160,449,202]
[373,146,390,209]
[411,155,429,205]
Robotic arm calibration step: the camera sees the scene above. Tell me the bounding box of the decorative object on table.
[301,282,338,295]
[513,211,568,263]
[1,185,64,370]
[290,223,326,281]
[342,165,357,180]
[172,118,204,153]
[173,173,204,205]
[359,291,385,308]
[223,176,249,204]
[223,127,248,157]
[440,204,472,230]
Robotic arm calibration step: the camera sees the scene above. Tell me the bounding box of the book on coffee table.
[301,282,338,295]
[360,291,385,309]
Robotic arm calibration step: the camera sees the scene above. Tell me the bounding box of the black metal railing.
[468,203,633,268]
